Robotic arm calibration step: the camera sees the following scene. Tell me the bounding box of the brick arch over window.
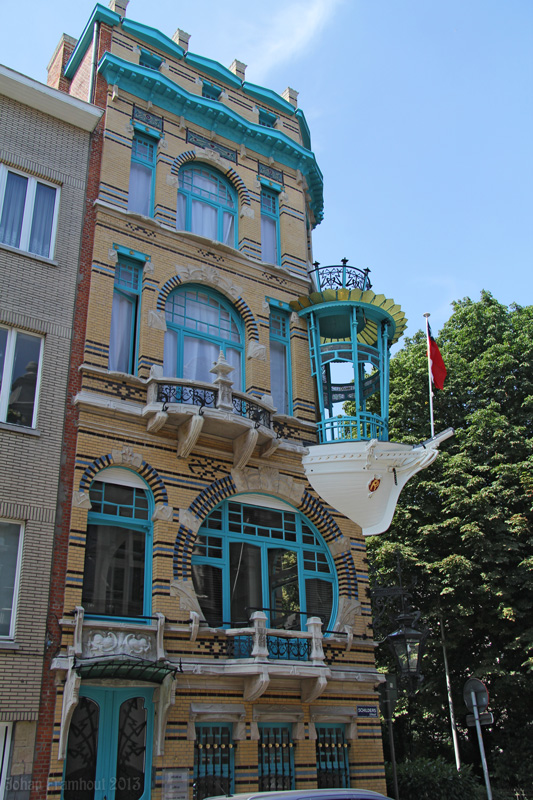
[157,276,259,342]
[170,151,251,209]
[172,474,358,601]
[78,452,169,506]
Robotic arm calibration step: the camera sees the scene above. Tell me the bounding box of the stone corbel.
[259,434,280,460]
[72,606,84,657]
[153,673,176,756]
[233,428,259,469]
[240,205,254,219]
[73,491,91,510]
[301,674,328,703]
[189,610,200,641]
[244,669,270,702]
[170,579,204,618]
[111,84,119,102]
[343,625,354,652]
[152,503,173,522]
[147,411,168,434]
[177,415,205,458]
[292,721,305,741]
[155,612,166,660]
[148,309,166,330]
[247,340,267,361]
[58,660,81,759]
[166,173,179,188]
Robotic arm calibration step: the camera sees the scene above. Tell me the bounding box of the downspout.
[88,20,100,104]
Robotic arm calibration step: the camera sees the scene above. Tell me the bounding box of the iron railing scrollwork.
[232,397,271,428]
[226,636,253,658]
[267,635,310,661]
[309,260,372,292]
[157,383,217,411]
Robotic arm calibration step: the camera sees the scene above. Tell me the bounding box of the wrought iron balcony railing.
[318,412,388,443]
[308,260,372,293]
[224,612,325,663]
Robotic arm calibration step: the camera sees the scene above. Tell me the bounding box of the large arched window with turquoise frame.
[177,164,237,247]
[191,496,337,631]
[81,468,154,622]
[163,285,244,388]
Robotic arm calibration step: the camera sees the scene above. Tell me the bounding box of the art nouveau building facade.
[40,3,391,799]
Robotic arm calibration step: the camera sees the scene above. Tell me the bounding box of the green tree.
[364,292,533,794]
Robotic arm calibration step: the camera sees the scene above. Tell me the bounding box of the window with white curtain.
[176,166,236,246]
[128,133,157,217]
[108,258,142,374]
[163,286,243,388]
[261,189,279,265]
[269,309,291,415]
[0,520,23,638]
[0,326,43,428]
[0,165,59,258]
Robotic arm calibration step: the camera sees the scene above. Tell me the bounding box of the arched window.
[176,165,237,246]
[163,286,244,387]
[191,497,336,631]
[81,469,153,620]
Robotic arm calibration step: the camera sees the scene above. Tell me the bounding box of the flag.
[427,325,447,389]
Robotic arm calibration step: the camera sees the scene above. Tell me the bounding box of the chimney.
[47,34,77,92]
[108,0,129,15]
[172,29,191,52]
[282,86,298,108]
[229,60,247,82]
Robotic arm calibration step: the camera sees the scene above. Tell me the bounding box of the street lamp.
[386,610,428,684]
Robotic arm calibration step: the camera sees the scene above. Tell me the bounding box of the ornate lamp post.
[386,609,429,686]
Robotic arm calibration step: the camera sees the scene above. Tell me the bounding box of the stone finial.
[172,29,191,52]
[282,86,299,107]
[108,0,129,15]
[229,59,247,82]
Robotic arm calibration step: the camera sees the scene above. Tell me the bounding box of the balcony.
[224,612,324,664]
[308,260,372,292]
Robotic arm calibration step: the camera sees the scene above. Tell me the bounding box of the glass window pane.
[82,524,145,617]
[229,542,262,625]
[6,332,41,428]
[29,182,56,257]
[183,336,219,383]
[261,214,277,263]
[109,291,135,373]
[269,549,299,629]
[176,192,187,231]
[0,522,21,637]
[64,697,100,800]
[192,563,223,627]
[222,212,234,245]
[191,199,217,239]
[305,578,333,626]
[128,161,152,216]
[0,172,27,249]
[270,339,288,414]
[115,697,147,800]
[0,328,8,396]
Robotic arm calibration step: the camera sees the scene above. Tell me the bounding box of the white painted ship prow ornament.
[302,428,454,535]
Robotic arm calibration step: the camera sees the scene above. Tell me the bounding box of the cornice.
[98,53,324,224]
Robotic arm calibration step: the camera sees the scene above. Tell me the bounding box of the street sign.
[466,712,494,727]
[463,677,489,713]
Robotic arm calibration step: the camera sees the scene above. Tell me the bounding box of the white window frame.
[0,326,44,429]
[0,164,60,259]
[0,520,24,640]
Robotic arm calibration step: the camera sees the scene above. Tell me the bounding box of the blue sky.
[2,0,531,340]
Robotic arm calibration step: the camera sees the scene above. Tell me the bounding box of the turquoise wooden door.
[63,686,154,800]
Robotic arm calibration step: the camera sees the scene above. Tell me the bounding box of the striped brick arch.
[172,477,358,600]
[170,150,251,209]
[157,276,259,342]
[78,453,169,506]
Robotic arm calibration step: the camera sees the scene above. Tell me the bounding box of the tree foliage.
[366,292,533,794]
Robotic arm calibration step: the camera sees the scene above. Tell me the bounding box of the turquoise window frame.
[191,499,337,630]
[82,473,154,624]
[260,188,280,265]
[315,724,350,788]
[269,306,293,415]
[258,724,294,791]
[139,48,163,71]
[128,132,157,217]
[258,109,277,128]
[164,285,244,390]
[194,723,234,800]
[202,81,222,101]
[177,165,237,247]
[109,256,142,375]
[63,685,154,800]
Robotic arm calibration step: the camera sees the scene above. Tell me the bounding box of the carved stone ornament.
[166,173,179,188]
[108,248,118,263]
[152,503,174,522]
[85,629,153,658]
[176,264,242,301]
[153,672,176,756]
[178,507,202,533]
[112,445,143,468]
[231,465,306,507]
[73,491,91,510]
[58,662,81,759]
[333,596,362,631]
[233,428,259,470]
[240,205,255,218]
[170,579,204,617]
[246,340,267,361]
[143,260,155,275]
[148,310,166,330]
[329,536,351,557]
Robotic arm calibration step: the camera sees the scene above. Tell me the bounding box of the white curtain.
[176,192,187,230]
[261,215,277,263]
[191,199,217,239]
[29,182,56,257]
[226,347,241,388]
[109,292,134,372]
[269,340,287,414]
[222,211,234,245]
[128,162,152,217]
[183,336,219,382]
[0,172,27,249]
[163,329,178,377]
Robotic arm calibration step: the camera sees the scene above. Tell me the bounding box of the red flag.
[427,325,447,389]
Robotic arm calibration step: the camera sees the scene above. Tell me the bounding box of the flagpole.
[423,312,435,438]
